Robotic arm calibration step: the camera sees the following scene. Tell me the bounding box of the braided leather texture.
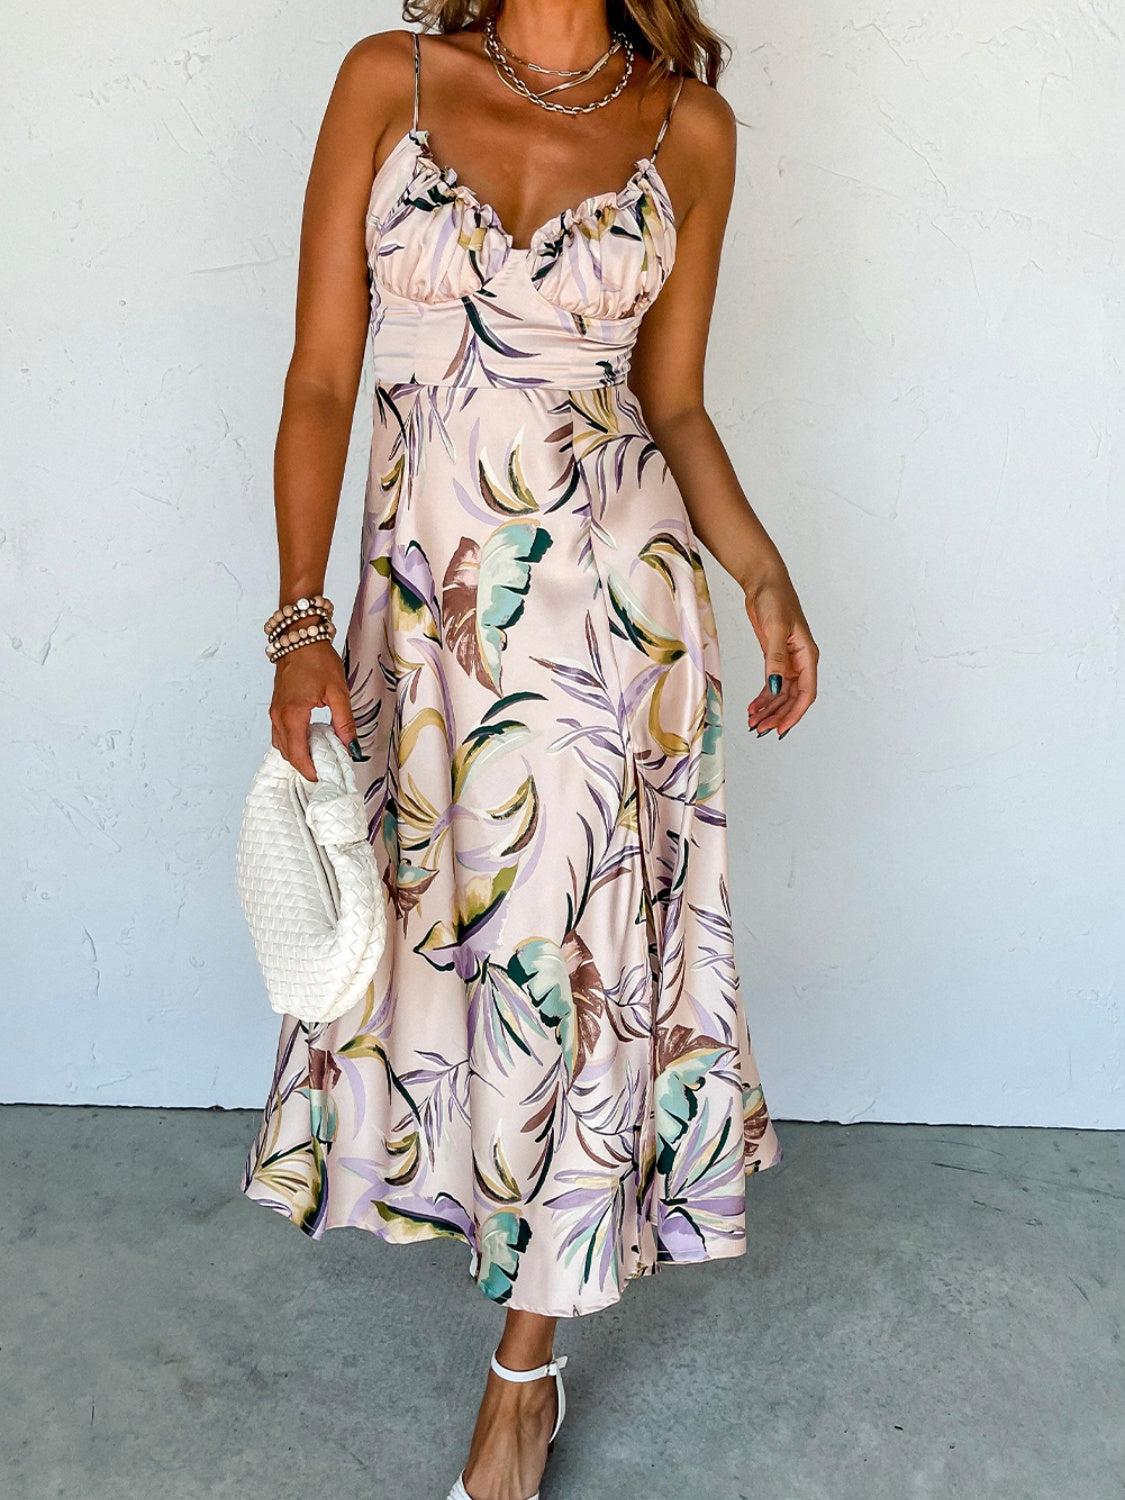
[235,724,387,1024]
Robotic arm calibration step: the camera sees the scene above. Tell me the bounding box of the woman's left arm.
[629,85,818,739]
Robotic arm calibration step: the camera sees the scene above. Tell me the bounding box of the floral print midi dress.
[242,37,782,1317]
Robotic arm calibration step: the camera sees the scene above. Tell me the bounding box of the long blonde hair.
[401,1,729,86]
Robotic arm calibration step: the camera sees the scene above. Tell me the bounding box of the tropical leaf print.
[567,386,662,477]
[302,1047,341,1144]
[443,522,553,692]
[567,387,625,463]
[451,717,536,799]
[485,772,540,859]
[370,540,440,641]
[372,1198,474,1245]
[544,1167,628,1294]
[385,1129,421,1187]
[579,202,617,241]
[337,1030,424,1129]
[507,939,574,1068]
[243,137,783,1315]
[468,960,546,1075]
[653,1028,733,1174]
[300,1092,339,1146]
[640,530,718,640]
[697,675,725,803]
[382,801,440,919]
[382,704,543,942]
[562,931,608,1058]
[506,931,605,1083]
[658,1102,748,1256]
[415,864,518,978]
[397,1051,472,1164]
[607,568,685,665]
[373,450,405,530]
[641,669,724,807]
[474,1132,525,1205]
[479,443,540,515]
[743,1080,773,1158]
[248,1138,326,1232]
[645,668,700,759]
[476,1211,533,1303]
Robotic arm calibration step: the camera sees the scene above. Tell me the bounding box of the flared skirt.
[241,381,781,1316]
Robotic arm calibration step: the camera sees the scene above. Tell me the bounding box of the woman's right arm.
[268,32,412,779]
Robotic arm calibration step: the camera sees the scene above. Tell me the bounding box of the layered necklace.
[483,11,634,115]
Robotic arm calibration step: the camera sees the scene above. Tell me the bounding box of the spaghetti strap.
[652,75,685,159]
[411,31,421,133]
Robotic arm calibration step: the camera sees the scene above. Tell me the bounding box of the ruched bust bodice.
[364,128,678,390]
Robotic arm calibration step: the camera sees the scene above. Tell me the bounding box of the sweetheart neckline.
[369,127,676,255]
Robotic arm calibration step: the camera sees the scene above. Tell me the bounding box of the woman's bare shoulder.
[660,76,738,215]
[323,29,418,142]
[674,76,738,163]
[338,27,418,86]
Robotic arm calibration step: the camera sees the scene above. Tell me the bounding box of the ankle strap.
[490,1351,568,1383]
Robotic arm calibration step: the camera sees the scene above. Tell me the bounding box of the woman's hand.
[269,641,364,781]
[743,568,819,739]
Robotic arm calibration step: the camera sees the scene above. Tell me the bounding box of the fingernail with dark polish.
[756,728,769,737]
[779,729,790,740]
[768,673,783,695]
[348,738,369,763]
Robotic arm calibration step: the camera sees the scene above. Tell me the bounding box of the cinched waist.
[371,355,630,391]
[368,287,641,392]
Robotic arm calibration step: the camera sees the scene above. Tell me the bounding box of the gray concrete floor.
[2,1108,1122,1500]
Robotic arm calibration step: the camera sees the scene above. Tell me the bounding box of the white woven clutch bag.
[236,723,387,1025]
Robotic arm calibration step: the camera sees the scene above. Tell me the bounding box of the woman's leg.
[460,1310,561,1500]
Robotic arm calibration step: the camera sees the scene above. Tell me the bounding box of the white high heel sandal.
[446,1350,569,1500]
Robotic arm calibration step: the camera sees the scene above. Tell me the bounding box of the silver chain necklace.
[484,16,634,116]
[500,31,622,79]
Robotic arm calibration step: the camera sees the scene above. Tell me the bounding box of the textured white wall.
[4,3,1122,1125]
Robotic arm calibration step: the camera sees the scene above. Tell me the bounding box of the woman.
[242,3,817,1497]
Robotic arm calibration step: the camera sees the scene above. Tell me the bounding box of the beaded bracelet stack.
[264,594,337,663]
